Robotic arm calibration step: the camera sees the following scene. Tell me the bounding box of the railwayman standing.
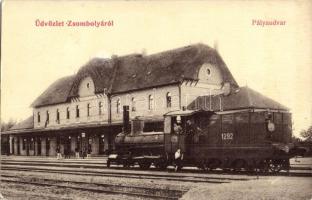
[174,149,183,172]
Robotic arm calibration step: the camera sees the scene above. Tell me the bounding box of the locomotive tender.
[108,88,300,173]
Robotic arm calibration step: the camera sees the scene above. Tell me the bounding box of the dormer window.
[78,77,95,97]
[207,68,211,76]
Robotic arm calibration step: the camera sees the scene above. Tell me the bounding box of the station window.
[56,109,60,123]
[148,95,154,110]
[37,112,41,123]
[131,97,136,112]
[166,92,172,108]
[66,107,70,119]
[76,105,80,118]
[99,102,103,115]
[116,98,121,114]
[87,103,91,117]
[46,110,49,124]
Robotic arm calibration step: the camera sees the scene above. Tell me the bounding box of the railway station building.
[2,43,283,157]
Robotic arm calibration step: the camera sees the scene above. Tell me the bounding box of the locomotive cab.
[163,110,213,160]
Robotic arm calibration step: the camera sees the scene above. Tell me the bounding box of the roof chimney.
[213,40,218,52]
[141,48,147,56]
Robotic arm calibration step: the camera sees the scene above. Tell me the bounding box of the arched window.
[131,97,136,112]
[56,109,60,123]
[116,98,121,113]
[46,110,49,124]
[76,105,80,118]
[66,107,70,119]
[148,95,154,110]
[37,112,41,123]
[166,92,172,108]
[87,103,91,117]
[99,102,103,115]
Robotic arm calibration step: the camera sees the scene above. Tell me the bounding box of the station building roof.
[31,43,238,108]
[187,87,289,111]
[8,116,34,132]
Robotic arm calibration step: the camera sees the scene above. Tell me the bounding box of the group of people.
[172,118,204,171]
[56,144,92,160]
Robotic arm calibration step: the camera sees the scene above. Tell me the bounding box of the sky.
[1,0,312,137]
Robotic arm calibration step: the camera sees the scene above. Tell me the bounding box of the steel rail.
[1,178,181,200]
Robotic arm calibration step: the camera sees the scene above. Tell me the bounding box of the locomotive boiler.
[107,106,301,173]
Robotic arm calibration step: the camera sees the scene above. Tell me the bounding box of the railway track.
[2,159,311,171]
[1,174,185,200]
[1,166,238,183]
[1,159,311,177]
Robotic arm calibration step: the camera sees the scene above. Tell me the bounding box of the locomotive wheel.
[155,162,168,170]
[123,163,130,168]
[139,162,151,170]
[268,159,283,173]
[257,160,269,173]
[207,159,221,170]
[197,160,208,171]
[232,159,246,171]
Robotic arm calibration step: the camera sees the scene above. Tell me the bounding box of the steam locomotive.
[107,106,302,173]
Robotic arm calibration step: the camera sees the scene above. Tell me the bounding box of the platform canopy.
[164,109,212,117]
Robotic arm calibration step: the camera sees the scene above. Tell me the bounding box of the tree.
[0,119,17,132]
[300,125,312,141]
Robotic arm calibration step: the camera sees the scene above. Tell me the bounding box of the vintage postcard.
[1,0,311,199]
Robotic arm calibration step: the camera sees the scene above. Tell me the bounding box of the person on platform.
[75,147,80,159]
[173,123,182,135]
[174,148,183,172]
[56,145,62,160]
[81,147,86,159]
[87,144,92,158]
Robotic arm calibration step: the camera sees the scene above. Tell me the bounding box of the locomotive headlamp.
[267,121,275,132]
[176,115,181,124]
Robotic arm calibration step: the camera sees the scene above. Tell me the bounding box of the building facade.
[1,43,238,156]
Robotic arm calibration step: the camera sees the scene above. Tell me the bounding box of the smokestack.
[213,40,218,52]
[123,106,130,134]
